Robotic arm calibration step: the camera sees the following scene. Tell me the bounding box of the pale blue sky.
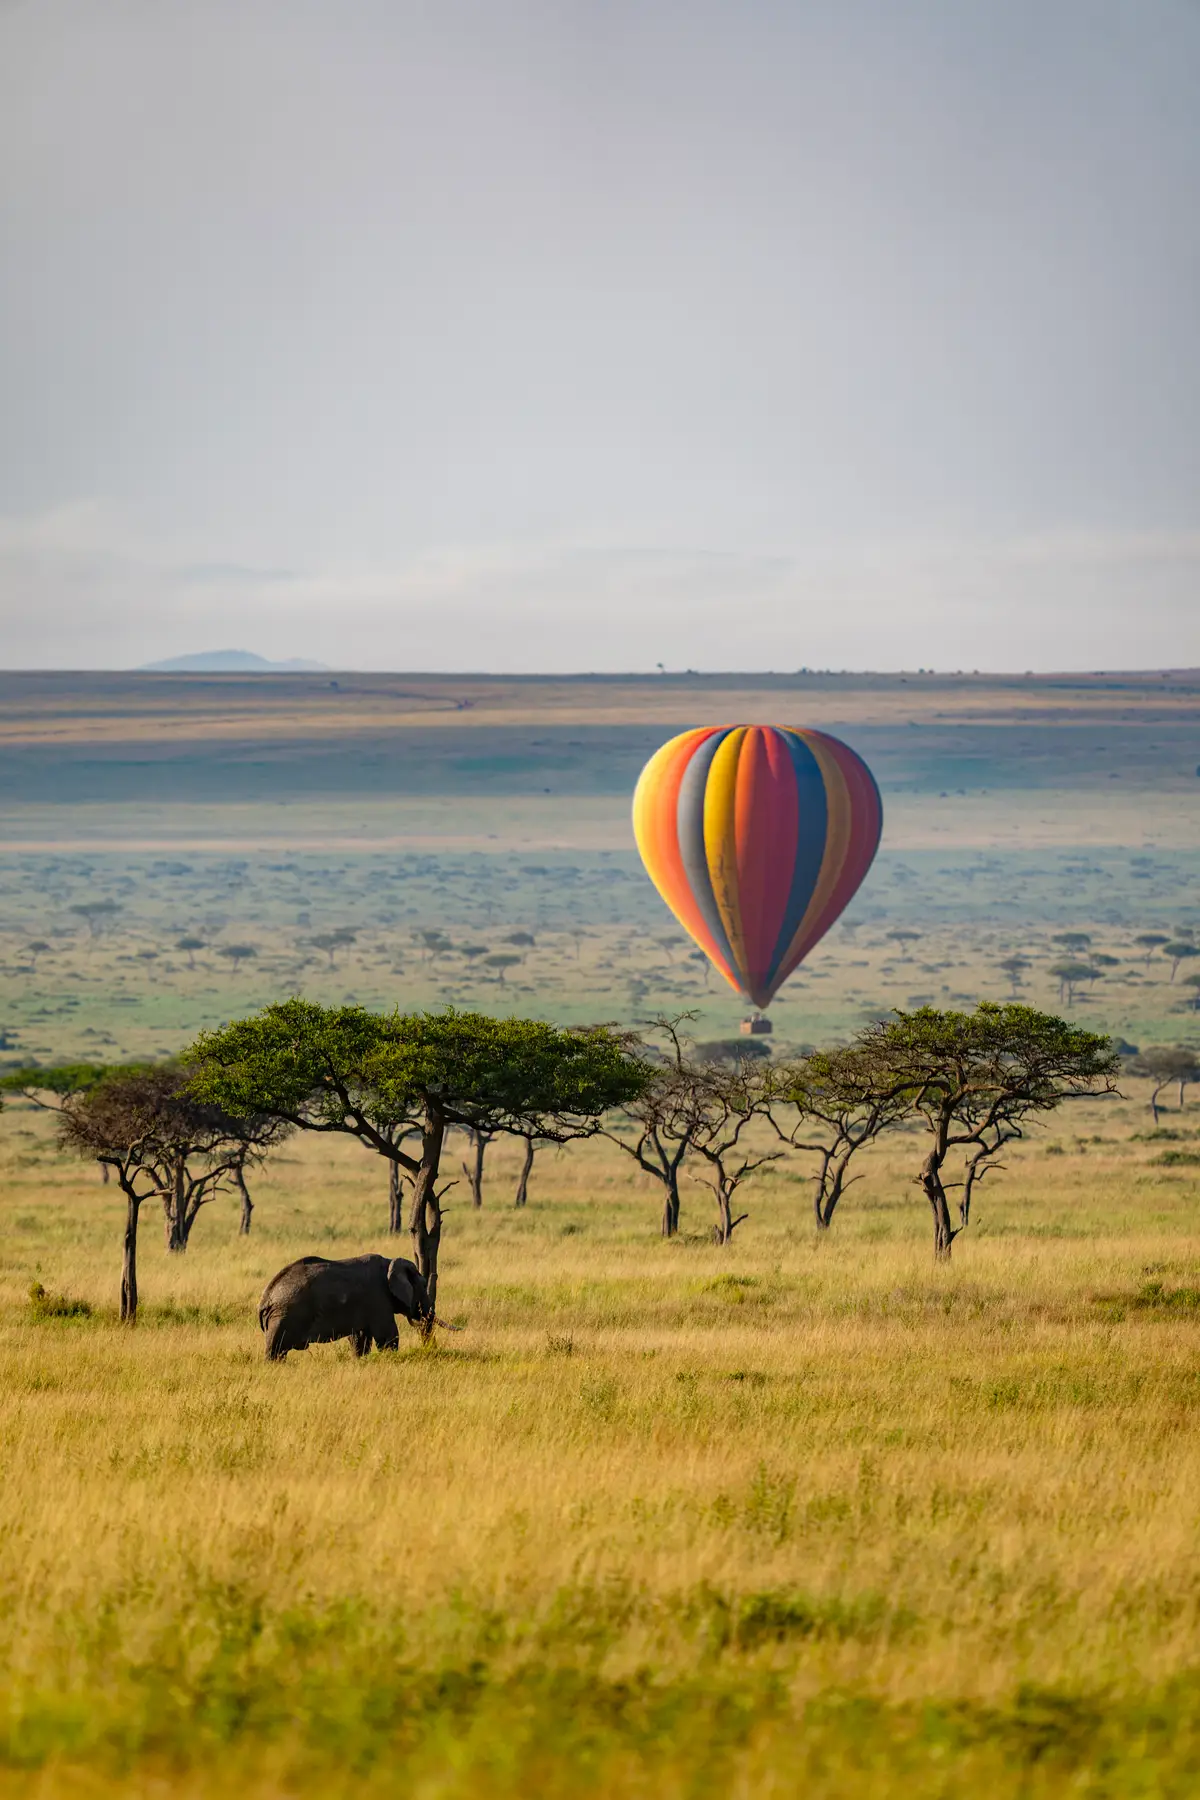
[1,0,1197,669]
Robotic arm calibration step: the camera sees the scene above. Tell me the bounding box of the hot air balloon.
[632,725,882,1012]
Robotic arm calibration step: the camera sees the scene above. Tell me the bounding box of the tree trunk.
[514,1135,535,1207]
[661,1171,680,1237]
[164,1157,187,1252]
[388,1157,404,1233]
[920,1151,957,1260]
[408,1105,446,1328]
[235,1164,253,1236]
[120,1187,140,1321]
[466,1129,486,1207]
[814,1156,843,1230]
[101,1162,110,1185]
[711,1183,748,1246]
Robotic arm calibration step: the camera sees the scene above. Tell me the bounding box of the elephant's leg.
[367,1296,399,1353]
[263,1311,300,1361]
[352,1329,372,1357]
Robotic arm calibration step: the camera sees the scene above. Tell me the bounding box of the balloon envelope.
[632,725,882,1010]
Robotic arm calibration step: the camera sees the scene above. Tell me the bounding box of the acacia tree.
[766,1050,910,1231]
[1049,961,1097,1007]
[602,1016,701,1237]
[188,1001,648,1316]
[1162,942,1200,982]
[998,956,1029,997]
[57,1067,281,1317]
[1127,1047,1200,1119]
[59,1070,162,1319]
[849,1004,1119,1259]
[684,1060,778,1244]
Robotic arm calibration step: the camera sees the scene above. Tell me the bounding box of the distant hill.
[138,650,329,673]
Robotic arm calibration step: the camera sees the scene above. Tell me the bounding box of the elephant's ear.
[386,1258,419,1315]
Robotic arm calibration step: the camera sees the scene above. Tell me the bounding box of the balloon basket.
[740,1014,773,1037]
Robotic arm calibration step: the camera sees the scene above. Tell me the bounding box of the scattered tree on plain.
[1127,1046,1200,1118]
[219,945,258,969]
[767,1050,910,1231]
[886,929,921,957]
[845,1004,1119,1259]
[1049,961,1098,1007]
[998,956,1029,996]
[484,954,522,985]
[685,1060,778,1244]
[604,1015,701,1237]
[70,900,121,937]
[1162,942,1200,982]
[57,1066,288,1318]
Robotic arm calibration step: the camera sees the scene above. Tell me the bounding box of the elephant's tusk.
[433,1315,465,1331]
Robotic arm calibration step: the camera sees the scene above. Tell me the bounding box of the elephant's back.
[259,1255,334,1318]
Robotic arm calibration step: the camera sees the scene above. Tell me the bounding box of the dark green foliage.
[0,1064,106,1109]
[1132,1281,1200,1311]
[188,1001,647,1141]
[27,1280,92,1320]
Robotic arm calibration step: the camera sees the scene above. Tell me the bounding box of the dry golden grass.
[3,1091,1200,1794]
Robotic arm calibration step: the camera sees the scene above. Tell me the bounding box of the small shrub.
[28,1281,92,1320]
[545,1333,574,1357]
[1133,1281,1200,1312]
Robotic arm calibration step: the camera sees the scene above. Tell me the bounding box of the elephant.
[258,1254,433,1361]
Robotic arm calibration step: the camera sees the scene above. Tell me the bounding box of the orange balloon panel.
[632,725,882,1009]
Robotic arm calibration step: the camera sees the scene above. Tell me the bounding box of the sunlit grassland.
[2,1091,1200,1796]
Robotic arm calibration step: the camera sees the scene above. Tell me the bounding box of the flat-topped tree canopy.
[0,1063,107,1108]
[187,1000,647,1148]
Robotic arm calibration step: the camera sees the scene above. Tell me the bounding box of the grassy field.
[3,1086,1200,1797]
[1,668,1199,1793]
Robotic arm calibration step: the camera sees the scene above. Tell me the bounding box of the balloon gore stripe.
[632,724,882,1010]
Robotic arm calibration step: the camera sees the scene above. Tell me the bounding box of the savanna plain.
[2,670,1200,1796]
